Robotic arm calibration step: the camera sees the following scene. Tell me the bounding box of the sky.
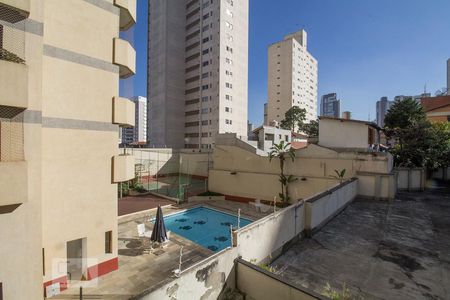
[122,0,450,125]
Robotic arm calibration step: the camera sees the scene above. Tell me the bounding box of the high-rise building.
[122,96,148,145]
[266,29,318,125]
[320,93,340,118]
[0,1,136,298]
[376,97,394,127]
[148,0,249,149]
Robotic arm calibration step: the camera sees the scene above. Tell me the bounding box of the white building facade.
[266,29,318,125]
[148,0,249,149]
[122,96,147,145]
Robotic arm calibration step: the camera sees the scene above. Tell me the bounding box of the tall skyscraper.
[376,97,394,127]
[148,0,249,149]
[266,29,318,125]
[122,96,148,145]
[320,93,340,118]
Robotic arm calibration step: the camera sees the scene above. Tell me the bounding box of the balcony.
[113,38,136,79]
[0,59,28,110]
[112,96,135,127]
[0,0,30,23]
[114,0,136,31]
[112,154,135,183]
[0,161,27,213]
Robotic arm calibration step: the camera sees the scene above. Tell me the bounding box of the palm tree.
[269,141,297,204]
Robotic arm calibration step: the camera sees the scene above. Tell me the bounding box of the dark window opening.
[105,231,112,254]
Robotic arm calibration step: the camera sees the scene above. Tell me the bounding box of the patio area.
[52,199,270,299]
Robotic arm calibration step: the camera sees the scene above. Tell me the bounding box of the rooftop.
[421,95,450,112]
[270,188,450,299]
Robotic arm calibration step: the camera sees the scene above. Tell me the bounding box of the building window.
[225,95,232,101]
[202,61,209,67]
[42,248,45,275]
[225,107,232,113]
[225,119,232,124]
[202,85,209,90]
[203,13,209,20]
[202,48,209,55]
[226,46,233,53]
[202,37,209,43]
[202,96,209,102]
[202,120,208,125]
[225,21,233,30]
[225,58,233,65]
[201,108,208,114]
[105,231,112,254]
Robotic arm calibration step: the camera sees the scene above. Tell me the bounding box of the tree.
[384,97,450,170]
[301,120,319,137]
[269,141,297,204]
[280,107,307,132]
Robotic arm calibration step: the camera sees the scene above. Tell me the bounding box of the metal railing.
[0,10,25,64]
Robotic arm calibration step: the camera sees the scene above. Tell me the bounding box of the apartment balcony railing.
[113,38,136,79]
[114,0,136,31]
[112,154,135,183]
[0,9,28,110]
[0,0,30,23]
[112,96,135,127]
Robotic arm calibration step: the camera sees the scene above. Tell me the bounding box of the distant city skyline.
[123,0,450,126]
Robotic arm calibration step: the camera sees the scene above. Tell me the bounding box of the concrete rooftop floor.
[271,188,450,300]
[52,199,269,299]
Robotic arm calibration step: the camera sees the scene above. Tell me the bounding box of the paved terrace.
[53,199,269,299]
[271,188,450,300]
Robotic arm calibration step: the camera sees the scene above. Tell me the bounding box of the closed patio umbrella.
[150,205,168,243]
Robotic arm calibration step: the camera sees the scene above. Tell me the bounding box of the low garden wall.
[305,178,358,234]
[395,167,425,191]
[138,248,238,300]
[235,178,358,263]
[235,258,327,300]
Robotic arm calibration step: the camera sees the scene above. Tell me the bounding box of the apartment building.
[266,29,318,126]
[320,93,340,118]
[122,96,147,145]
[0,0,136,298]
[148,0,249,149]
[376,96,393,127]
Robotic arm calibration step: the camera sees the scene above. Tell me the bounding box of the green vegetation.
[250,259,277,273]
[384,97,450,170]
[280,106,307,132]
[322,283,354,300]
[331,169,346,183]
[269,141,297,204]
[301,119,319,137]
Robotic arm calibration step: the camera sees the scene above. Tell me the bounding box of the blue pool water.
[163,207,252,252]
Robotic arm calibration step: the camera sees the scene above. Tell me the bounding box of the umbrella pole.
[179,246,183,272]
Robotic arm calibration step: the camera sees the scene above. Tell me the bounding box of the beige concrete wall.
[395,168,425,191]
[236,261,321,300]
[357,172,396,200]
[210,140,393,202]
[236,201,305,262]
[0,0,44,299]
[140,248,239,300]
[319,118,369,149]
[305,179,358,230]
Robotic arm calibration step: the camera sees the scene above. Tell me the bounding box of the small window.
[105,231,112,254]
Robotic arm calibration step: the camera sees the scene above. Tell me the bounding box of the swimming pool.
[163,207,252,252]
